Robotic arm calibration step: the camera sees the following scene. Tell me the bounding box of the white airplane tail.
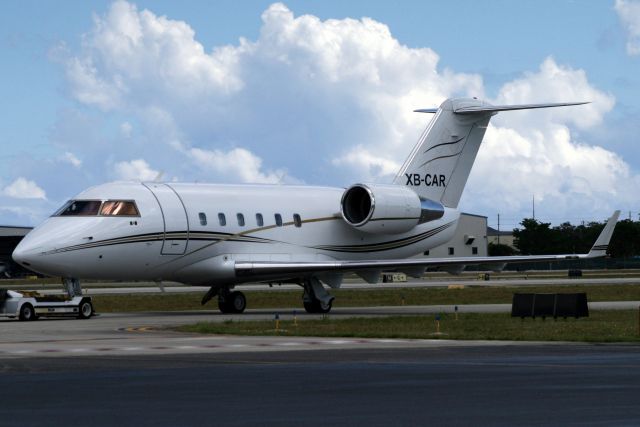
[393,98,588,208]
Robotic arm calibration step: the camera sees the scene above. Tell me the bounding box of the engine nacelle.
[340,183,445,234]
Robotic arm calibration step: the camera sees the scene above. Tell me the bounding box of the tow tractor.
[0,279,94,321]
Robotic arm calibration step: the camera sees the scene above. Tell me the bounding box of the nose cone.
[12,235,39,268]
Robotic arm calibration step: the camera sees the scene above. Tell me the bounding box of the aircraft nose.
[12,239,38,268]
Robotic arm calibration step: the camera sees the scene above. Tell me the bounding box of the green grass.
[178,310,640,343]
[90,284,640,313]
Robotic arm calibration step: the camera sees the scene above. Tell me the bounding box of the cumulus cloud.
[120,121,133,138]
[2,1,630,225]
[61,152,82,167]
[462,57,624,216]
[615,0,640,55]
[114,159,160,181]
[186,146,290,184]
[2,178,47,200]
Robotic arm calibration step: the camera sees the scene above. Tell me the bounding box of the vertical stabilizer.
[393,98,588,208]
[393,98,492,208]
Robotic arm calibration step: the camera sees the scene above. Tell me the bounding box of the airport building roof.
[486,226,513,237]
[0,226,32,237]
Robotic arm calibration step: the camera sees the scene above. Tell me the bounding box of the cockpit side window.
[100,200,140,217]
[56,200,102,216]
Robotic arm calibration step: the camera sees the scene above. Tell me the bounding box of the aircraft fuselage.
[14,181,459,286]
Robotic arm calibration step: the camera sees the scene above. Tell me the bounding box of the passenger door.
[144,183,189,255]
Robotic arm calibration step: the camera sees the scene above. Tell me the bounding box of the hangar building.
[0,226,33,277]
[422,213,488,258]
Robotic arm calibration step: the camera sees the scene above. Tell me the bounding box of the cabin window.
[256,213,264,227]
[56,200,102,216]
[448,247,454,256]
[275,213,283,227]
[100,200,140,217]
[199,212,207,226]
[218,213,226,226]
[293,213,302,228]
[237,213,245,227]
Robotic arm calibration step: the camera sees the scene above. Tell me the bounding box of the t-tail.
[393,98,589,208]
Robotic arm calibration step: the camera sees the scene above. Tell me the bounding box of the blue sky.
[1,0,639,229]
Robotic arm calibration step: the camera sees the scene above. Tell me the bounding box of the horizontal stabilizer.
[453,101,589,114]
[413,101,589,115]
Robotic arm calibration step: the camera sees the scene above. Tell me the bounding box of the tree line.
[489,218,640,258]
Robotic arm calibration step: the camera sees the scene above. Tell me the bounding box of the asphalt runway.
[2,345,640,426]
[2,310,640,426]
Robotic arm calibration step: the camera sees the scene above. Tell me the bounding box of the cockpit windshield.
[100,201,139,216]
[56,200,102,216]
[54,200,140,217]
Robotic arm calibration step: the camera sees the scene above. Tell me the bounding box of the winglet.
[587,210,620,258]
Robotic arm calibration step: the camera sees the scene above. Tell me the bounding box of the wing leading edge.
[235,211,620,283]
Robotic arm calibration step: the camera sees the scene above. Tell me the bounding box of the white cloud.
[187,147,289,184]
[615,0,640,56]
[2,178,47,200]
[63,0,243,111]
[21,1,632,225]
[494,57,615,129]
[114,159,160,181]
[332,145,400,182]
[120,121,133,138]
[61,152,82,167]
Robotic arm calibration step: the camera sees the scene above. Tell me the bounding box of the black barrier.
[568,269,583,278]
[511,293,589,319]
[0,288,7,303]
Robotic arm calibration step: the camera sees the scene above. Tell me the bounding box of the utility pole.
[532,194,535,221]
[497,213,500,245]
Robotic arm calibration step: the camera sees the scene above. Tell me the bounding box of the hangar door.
[144,183,189,255]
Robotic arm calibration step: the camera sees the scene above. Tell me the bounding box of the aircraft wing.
[235,210,619,283]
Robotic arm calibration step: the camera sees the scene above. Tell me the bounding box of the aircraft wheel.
[19,303,36,321]
[229,291,246,314]
[78,300,93,319]
[218,291,246,314]
[303,300,317,314]
[303,299,332,314]
[218,297,232,314]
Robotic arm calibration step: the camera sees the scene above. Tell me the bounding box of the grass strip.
[90,284,640,313]
[177,310,640,343]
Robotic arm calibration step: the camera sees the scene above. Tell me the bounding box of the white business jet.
[12,98,619,314]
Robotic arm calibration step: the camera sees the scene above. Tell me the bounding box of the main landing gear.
[201,286,247,314]
[200,277,335,315]
[302,277,334,314]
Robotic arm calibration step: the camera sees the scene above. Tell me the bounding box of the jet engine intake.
[340,183,444,234]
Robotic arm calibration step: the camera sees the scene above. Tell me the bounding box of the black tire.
[78,300,93,319]
[219,291,247,314]
[19,303,36,321]
[303,300,317,314]
[229,291,246,314]
[218,295,233,314]
[303,299,332,314]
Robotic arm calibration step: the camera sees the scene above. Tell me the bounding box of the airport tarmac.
[2,342,640,426]
[2,308,640,426]
[17,275,640,296]
[1,303,640,357]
